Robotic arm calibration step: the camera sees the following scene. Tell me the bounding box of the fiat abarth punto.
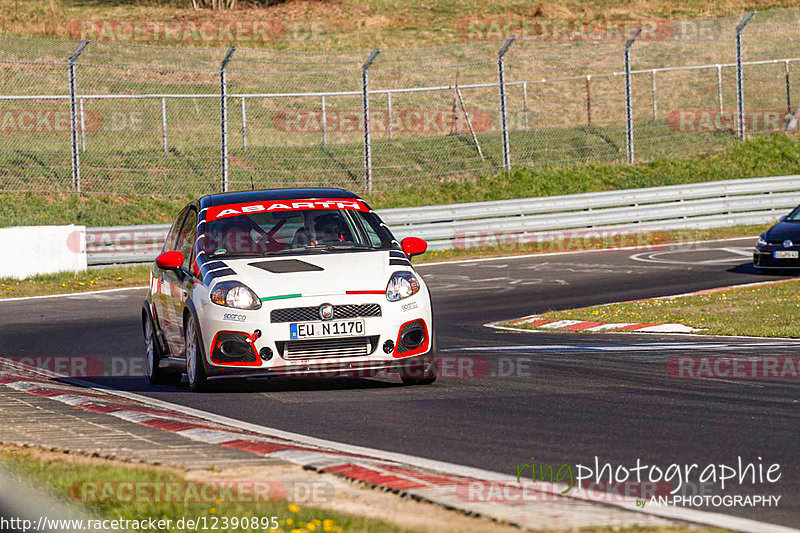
[142,188,436,391]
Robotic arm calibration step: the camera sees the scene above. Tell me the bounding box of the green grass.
[508,279,800,338]
[2,135,799,226]
[0,266,151,298]
[0,448,411,533]
[370,134,800,208]
[0,194,188,228]
[1,120,730,198]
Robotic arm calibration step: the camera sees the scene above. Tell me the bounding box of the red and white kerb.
[206,199,367,222]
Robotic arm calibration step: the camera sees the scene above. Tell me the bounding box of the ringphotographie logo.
[504,456,783,509]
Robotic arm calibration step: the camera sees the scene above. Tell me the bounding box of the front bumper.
[753,246,800,269]
[204,353,435,381]
[196,293,434,379]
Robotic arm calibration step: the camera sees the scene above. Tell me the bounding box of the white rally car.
[142,188,436,391]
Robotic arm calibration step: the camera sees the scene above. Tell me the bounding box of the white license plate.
[774,251,799,259]
[290,320,365,340]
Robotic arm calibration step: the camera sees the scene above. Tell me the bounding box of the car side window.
[176,209,198,270]
[360,215,383,248]
[164,206,190,252]
[359,211,397,249]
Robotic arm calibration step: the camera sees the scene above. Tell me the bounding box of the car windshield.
[200,205,397,258]
[784,207,800,222]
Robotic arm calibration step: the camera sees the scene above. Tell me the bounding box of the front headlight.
[757,235,768,246]
[386,272,420,302]
[211,281,261,310]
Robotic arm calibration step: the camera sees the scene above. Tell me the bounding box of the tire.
[144,313,181,385]
[400,327,437,385]
[185,313,209,392]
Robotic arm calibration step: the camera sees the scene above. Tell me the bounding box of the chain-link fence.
[2,8,800,196]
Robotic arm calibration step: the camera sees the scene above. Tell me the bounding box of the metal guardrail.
[86,175,799,265]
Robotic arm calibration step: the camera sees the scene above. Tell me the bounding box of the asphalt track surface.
[2,237,800,528]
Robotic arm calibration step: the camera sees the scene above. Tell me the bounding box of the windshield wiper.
[208,249,297,258]
[304,243,371,251]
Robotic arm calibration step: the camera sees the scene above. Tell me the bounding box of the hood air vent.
[248,259,324,273]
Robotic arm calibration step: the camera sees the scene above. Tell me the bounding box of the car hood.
[765,221,800,243]
[219,250,395,298]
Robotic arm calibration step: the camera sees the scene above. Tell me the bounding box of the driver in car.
[292,212,348,247]
[313,213,346,243]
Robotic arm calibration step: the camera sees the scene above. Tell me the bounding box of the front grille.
[279,336,379,360]
[271,304,381,323]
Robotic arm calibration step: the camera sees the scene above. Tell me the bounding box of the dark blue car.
[754,206,800,270]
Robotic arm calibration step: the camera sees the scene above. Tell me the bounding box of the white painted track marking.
[0,285,148,303]
[2,359,798,533]
[630,246,753,265]
[418,236,758,267]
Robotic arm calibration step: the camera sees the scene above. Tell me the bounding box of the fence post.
[522,81,529,129]
[321,95,327,145]
[240,97,247,151]
[79,98,86,152]
[161,97,168,153]
[362,49,380,192]
[624,27,642,164]
[586,75,592,126]
[387,92,393,140]
[651,70,658,120]
[716,65,724,115]
[497,36,516,171]
[220,46,236,193]
[736,11,755,140]
[785,60,792,114]
[68,40,89,194]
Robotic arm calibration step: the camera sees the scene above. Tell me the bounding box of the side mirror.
[780,215,787,222]
[156,251,185,270]
[401,237,428,258]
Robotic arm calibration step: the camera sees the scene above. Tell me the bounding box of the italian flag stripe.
[259,293,302,302]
